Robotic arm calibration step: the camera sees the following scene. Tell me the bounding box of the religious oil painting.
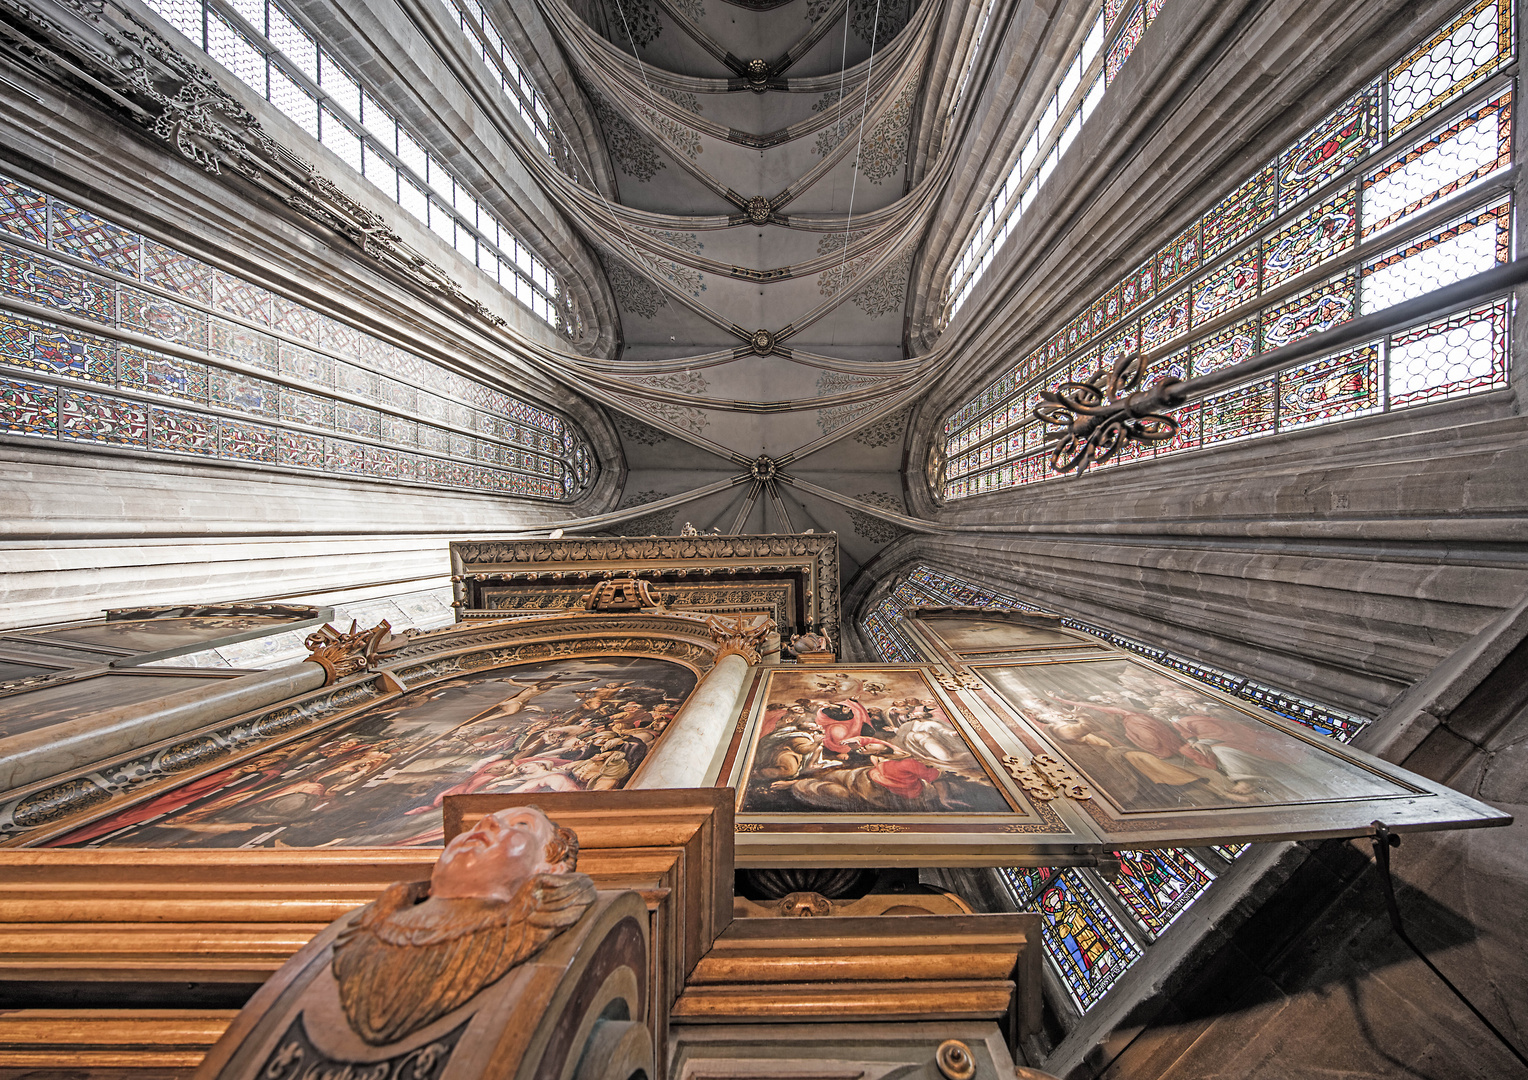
[979,659,1409,813]
[921,615,1090,653]
[54,657,697,849]
[737,668,1013,815]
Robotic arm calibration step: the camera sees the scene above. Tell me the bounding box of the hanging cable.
[1369,822,1528,1072]
[829,0,884,346]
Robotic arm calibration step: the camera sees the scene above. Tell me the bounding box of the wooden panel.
[0,1009,233,1070]
[671,980,1018,1022]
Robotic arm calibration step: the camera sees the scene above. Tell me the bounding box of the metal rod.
[1369,822,1528,1072]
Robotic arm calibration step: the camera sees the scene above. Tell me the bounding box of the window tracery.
[938,0,1515,502]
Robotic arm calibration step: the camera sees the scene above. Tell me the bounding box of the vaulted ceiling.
[519,0,992,581]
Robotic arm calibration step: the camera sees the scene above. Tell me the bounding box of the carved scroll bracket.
[934,669,984,691]
[704,614,774,666]
[303,620,396,685]
[579,577,665,612]
[1001,754,1091,802]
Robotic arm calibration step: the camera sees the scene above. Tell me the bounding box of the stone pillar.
[632,615,771,790]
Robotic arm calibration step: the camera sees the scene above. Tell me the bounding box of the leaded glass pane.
[1388,0,1513,136]
[1155,224,1200,290]
[1106,849,1215,938]
[1001,866,1058,907]
[206,13,266,96]
[0,177,46,244]
[1276,84,1379,208]
[1261,185,1356,288]
[1202,378,1274,444]
[1278,343,1381,430]
[1190,317,1259,376]
[1212,844,1249,861]
[1360,197,1509,315]
[1261,271,1355,350]
[268,65,318,139]
[1140,289,1189,352]
[318,50,361,119]
[1039,871,1142,1011]
[266,2,315,80]
[1105,4,1144,85]
[1201,165,1276,261]
[362,145,398,200]
[1363,90,1512,238]
[1191,243,1258,323]
[1387,299,1508,407]
[319,107,363,174]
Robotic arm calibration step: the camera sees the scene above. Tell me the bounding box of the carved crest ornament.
[303,620,398,685]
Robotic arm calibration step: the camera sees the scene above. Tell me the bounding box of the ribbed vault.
[490,0,1004,582]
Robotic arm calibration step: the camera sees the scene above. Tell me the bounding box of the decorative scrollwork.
[304,620,395,685]
[1000,754,1090,801]
[933,670,983,691]
[704,614,774,665]
[579,578,665,611]
[856,823,906,833]
[0,0,523,335]
[1030,754,1091,800]
[1034,349,1181,474]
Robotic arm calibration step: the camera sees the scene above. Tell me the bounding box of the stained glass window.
[1387,299,1509,406]
[1359,198,1510,315]
[1001,866,1058,907]
[0,175,592,499]
[142,0,575,336]
[1278,344,1381,429]
[1106,849,1215,939]
[946,0,1166,320]
[1276,84,1380,208]
[1211,844,1249,861]
[1388,0,1513,135]
[1039,871,1143,1011]
[938,0,1515,504]
[1364,90,1512,238]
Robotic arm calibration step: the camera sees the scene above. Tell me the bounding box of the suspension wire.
[493,0,701,345]
[1370,823,1528,1072]
[829,0,884,347]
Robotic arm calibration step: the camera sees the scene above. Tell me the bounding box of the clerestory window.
[145,0,577,335]
[937,0,1515,503]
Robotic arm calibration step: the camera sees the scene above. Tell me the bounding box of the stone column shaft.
[632,652,752,790]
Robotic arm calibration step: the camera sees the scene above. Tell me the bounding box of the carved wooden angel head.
[431,806,578,902]
[332,807,594,1046]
